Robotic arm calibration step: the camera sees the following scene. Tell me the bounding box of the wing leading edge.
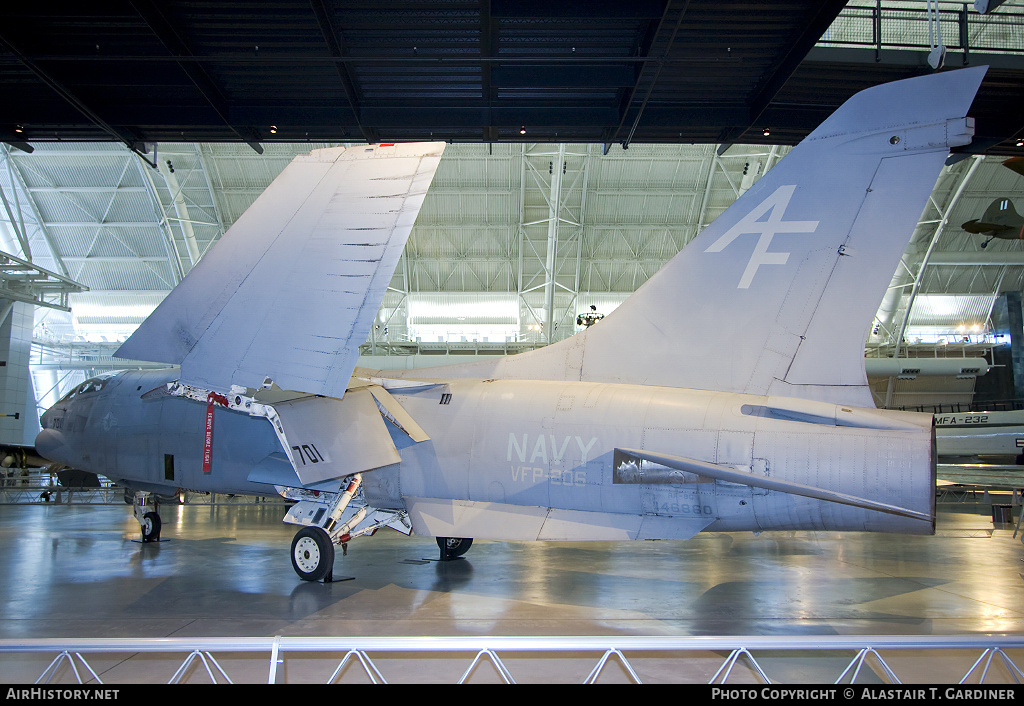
[115,142,446,399]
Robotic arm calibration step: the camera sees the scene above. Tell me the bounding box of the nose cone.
[35,428,67,463]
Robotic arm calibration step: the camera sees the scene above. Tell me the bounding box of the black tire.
[141,511,161,542]
[291,527,335,581]
[436,536,473,560]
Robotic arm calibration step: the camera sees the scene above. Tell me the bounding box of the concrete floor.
[1,499,1023,683]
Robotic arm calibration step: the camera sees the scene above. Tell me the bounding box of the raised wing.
[115,142,445,398]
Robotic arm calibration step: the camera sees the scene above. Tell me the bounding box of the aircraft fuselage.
[37,368,937,541]
[38,369,280,497]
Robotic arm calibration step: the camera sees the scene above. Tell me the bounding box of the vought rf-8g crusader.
[36,68,987,581]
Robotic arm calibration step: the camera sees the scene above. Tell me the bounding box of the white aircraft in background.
[936,410,1024,464]
[935,409,1024,488]
[35,67,987,581]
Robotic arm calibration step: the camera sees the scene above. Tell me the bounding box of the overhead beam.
[928,252,1024,266]
[308,0,376,144]
[717,0,850,144]
[609,0,689,148]
[129,0,264,155]
[0,32,150,163]
[480,0,497,143]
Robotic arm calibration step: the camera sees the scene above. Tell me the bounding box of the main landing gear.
[282,474,476,581]
[288,531,474,579]
[285,475,364,582]
[284,474,412,582]
[436,536,473,561]
[291,526,334,582]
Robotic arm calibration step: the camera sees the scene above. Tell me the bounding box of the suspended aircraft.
[961,197,1024,247]
[35,67,987,581]
[1003,156,1024,179]
[960,155,1024,247]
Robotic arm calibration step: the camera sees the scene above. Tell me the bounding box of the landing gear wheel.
[437,537,473,561]
[141,512,161,543]
[291,527,335,582]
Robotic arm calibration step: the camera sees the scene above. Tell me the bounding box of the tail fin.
[470,67,986,407]
[961,198,1022,235]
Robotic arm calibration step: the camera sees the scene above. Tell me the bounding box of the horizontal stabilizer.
[962,220,1014,234]
[617,448,930,522]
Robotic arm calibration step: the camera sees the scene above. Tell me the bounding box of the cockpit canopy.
[55,372,121,404]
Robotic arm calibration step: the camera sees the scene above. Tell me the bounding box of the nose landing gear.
[141,511,162,542]
[132,491,162,543]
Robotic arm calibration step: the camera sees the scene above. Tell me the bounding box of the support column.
[998,291,1024,401]
[0,299,37,445]
[517,145,589,346]
[543,144,565,344]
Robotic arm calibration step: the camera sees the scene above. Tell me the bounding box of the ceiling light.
[762,128,771,137]
[520,126,526,135]
[270,125,278,134]
[14,124,23,133]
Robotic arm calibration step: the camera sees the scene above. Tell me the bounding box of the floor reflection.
[0,502,1021,642]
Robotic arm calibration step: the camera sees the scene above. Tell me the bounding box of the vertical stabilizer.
[436,67,986,407]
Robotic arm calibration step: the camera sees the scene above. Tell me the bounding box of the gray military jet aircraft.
[35,67,987,581]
